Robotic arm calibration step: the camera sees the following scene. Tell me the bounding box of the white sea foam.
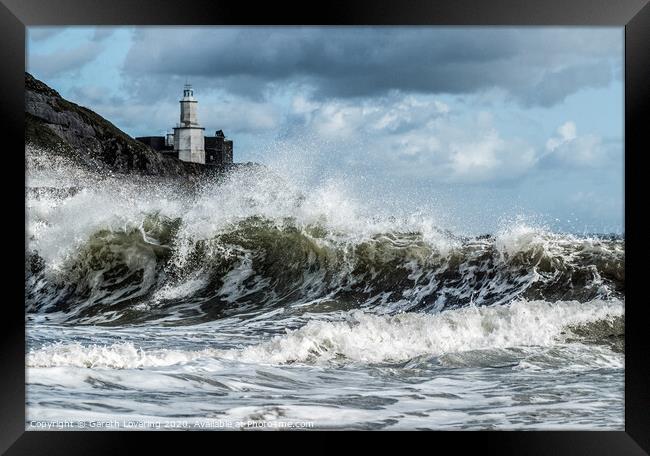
[26,153,459,272]
[25,147,625,430]
[232,299,623,364]
[27,341,214,369]
[27,298,623,369]
[27,150,620,314]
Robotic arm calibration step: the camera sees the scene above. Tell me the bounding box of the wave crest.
[26,215,624,324]
[28,299,623,368]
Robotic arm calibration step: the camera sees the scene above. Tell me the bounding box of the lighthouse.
[173,84,205,164]
[135,83,234,166]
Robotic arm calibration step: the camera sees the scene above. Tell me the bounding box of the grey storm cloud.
[91,28,115,42]
[122,27,621,106]
[28,28,64,41]
[524,62,614,107]
[28,42,103,78]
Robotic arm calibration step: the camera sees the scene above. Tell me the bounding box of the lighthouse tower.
[173,84,205,164]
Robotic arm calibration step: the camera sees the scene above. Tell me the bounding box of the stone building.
[136,84,234,165]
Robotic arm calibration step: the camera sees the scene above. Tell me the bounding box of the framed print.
[1,0,649,453]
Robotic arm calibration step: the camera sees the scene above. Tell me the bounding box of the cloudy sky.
[26,27,624,234]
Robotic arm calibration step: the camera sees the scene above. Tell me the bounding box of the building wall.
[180,100,198,126]
[204,135,234,165]
[175,127,205,164]
[224,140,233,163]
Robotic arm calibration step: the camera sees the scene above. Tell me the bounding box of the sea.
[25,149,624,430]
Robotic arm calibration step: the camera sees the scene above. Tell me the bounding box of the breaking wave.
[26,160,624,325]
[27,298,623,368]
[25,146,625,430]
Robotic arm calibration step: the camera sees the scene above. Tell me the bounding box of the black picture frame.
[2,0,648,453]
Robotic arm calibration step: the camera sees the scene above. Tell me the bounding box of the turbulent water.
[26,149,625,430]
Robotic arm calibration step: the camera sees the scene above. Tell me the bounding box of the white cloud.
[448,130,536,182]
[546,121,577,150]
[287,93,538,184]
[545,121,609,167]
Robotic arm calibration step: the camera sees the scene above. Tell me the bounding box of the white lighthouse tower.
[173,84,205,164]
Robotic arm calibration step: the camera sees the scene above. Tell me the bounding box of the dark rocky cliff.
[25,72,223,177]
